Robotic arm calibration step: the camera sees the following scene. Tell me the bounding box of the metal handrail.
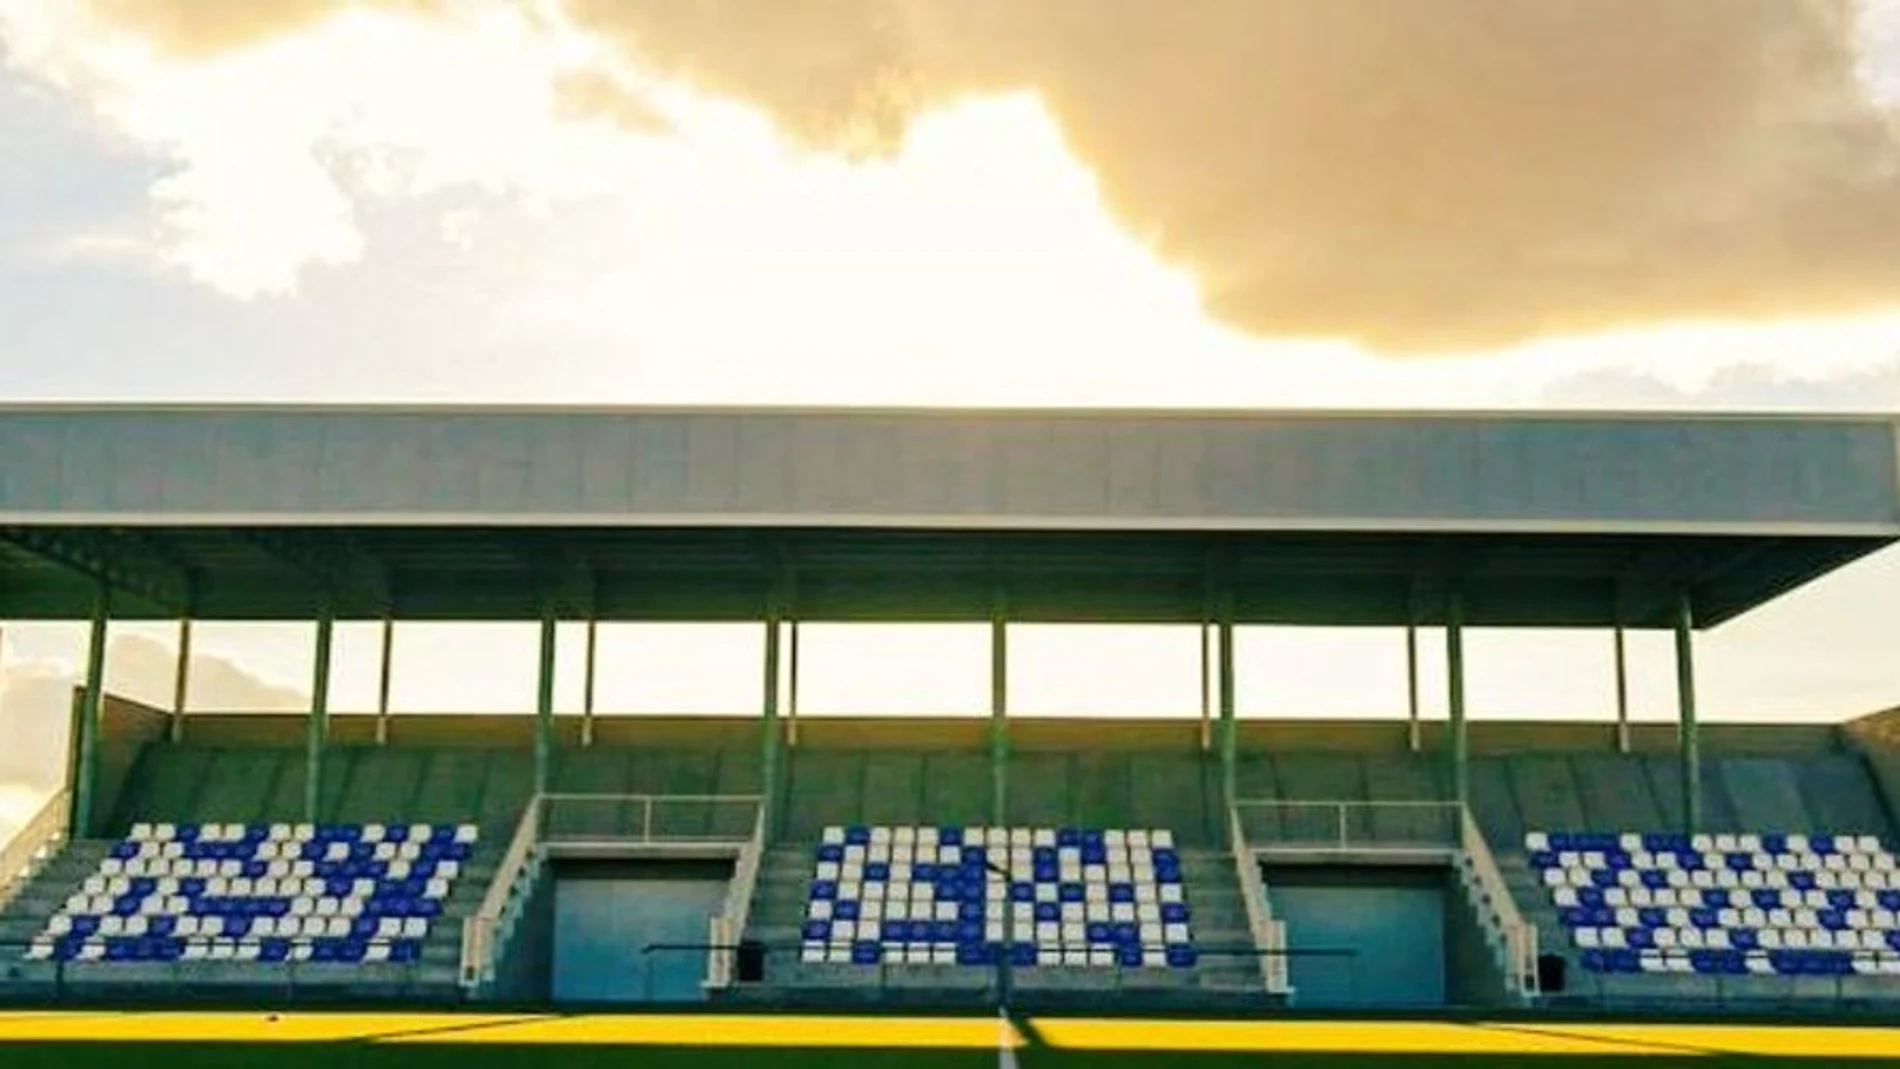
[1460,808,1540,1000]
[538,793,766,843]
[0,788,71,914]
[1233,799,1464,852]
[705,805,767,990]
[0,937,442,1002]
[647,939,1343,999]
[458,795,543,989]
[1228,805,1291,996]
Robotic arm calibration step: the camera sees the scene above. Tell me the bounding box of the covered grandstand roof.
[0,404,1895,627]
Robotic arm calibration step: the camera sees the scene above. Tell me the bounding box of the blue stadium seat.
[27,821,477,967]
[1531,828,1900,987]
[801,824,1194,969]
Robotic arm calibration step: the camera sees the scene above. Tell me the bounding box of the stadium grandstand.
[5,404,1900,1066]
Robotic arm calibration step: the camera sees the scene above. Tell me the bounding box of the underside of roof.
[0,406,1894,627]
[0,525,1885,628]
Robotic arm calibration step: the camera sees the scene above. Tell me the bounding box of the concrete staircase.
[0,835,502,1001]
[1496,847,1577,995]
[0,841,114,957]
[726,840,1276,1008]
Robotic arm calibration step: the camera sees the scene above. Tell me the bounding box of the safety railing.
[1569,964,1900,1014]
[459,792,766,991]
[0,788,70,914]
[538,793,763,844]
[0,938,443,1002]
[1227,805,1291,997]
[705,804,767,991]
[1231,799,1463,853]
[459,795,543,990]
[646,940,1336,1003]
[1457,807,1539,1001]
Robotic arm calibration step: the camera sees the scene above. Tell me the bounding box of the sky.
[3,1,1900,844]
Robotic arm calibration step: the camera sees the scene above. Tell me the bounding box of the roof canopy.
[0,406,1894,627]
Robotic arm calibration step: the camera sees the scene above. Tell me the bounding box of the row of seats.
[1530,833,1885,856]
[1580,948,1900,977]
[804,826,1194,969]
[26,823,478,965]
[1529,830,1900,978]
[128,823,478,844]
[24,937,426,964]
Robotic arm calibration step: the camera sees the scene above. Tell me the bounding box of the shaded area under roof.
[0,406,1894,626]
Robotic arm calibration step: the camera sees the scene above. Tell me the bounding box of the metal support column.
[1405,622,1421,754]
[788,620,802,749]
[761,610,783,842]
[1198,623,1212,753]
[534,608,557,797]
[170,617,192,744]
[1446,592,1469,810]
[1674,593,1701,833]
[1217,614,1237,820]
[71,583,110,838]
[990,611,1008,825]
[305,605,334,823]
[580,618,599,748]
[374,616,394,746]
[1613,622,1631,754]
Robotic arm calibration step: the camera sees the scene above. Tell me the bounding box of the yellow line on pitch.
[1531,1024,1900,1060]
[0,1013,538,1044]
[1029,1019,1690,1056]
[377,1014,1026,1049]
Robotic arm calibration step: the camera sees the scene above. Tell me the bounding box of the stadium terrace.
[3,405,1900,1021]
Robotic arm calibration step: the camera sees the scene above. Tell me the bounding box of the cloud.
[0,0,617,297]
[559,0,1900,352]
[10,0,1900,352]
[1542,352,1900,410]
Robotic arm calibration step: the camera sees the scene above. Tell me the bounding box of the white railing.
[538,793,764,843]
[1232,799,1462,852]
[459,795,545,989]
[705,804,767,990]
[0,788,70,913]
[1228,805,1291,997]
[1457,807,1540,1001]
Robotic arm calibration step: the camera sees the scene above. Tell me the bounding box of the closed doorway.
[550,859,732,1003]
[1264,865,1447,1008]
